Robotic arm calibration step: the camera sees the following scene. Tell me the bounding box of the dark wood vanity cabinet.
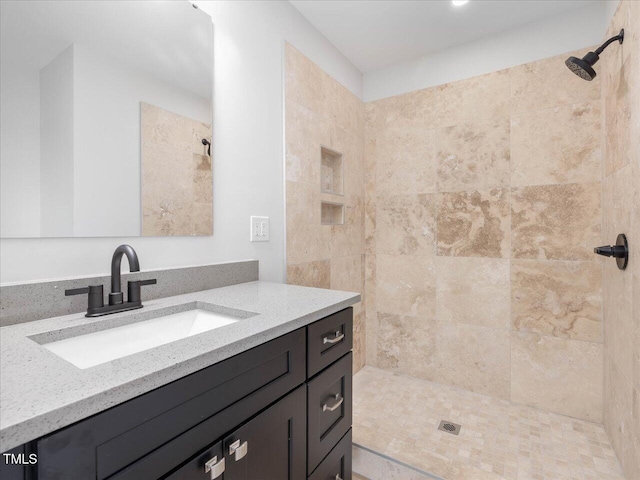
[2,307,353,480]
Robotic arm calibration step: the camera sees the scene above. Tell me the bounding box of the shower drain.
[438,420,461,435]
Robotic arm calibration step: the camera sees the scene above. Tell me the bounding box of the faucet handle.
[65,285,104,313]
[127,279,157,304]
[65,286,90,296]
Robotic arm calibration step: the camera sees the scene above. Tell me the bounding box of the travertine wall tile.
[511,332,603,422]
[375,129,436,196]
[364,254,377,367]
[353,309,366,373]
[331,197,364,257]
[377,312,437,381]
[286,180,331,265]
[511,183,601,261]
[376,254,436,318]
[437,188,510,258]
[603,165,634,243]
[604,361,634,471]
[367,88,437,133]
[376,194,436,256]
[286,260,331,289]
[511,101,602,186]
[634,274,640,392]
[435,322,511,399]
[285,43,366,373]
[510,48,600,114]
[436,120,510,192]
[604,260,634,384]
[364,45,603,421]
[285,99,320,185]
[285,43,324,113]
[331,255,363,294]
[511,260,602,342]
[602,1,636,177]
[601,4,640,474]
[436,257,510,329]
[436,69,511,127]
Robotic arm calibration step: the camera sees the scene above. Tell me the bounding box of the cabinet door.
[223,386,306,480]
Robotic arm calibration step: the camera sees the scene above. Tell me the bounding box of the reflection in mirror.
[0,1,213,238]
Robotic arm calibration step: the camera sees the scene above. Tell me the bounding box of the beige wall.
[601,1,640,478]
[284,44,367,373]
[365,48,605,422]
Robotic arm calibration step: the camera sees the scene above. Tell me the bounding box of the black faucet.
[109,244,140,305]
[65,245,157,317]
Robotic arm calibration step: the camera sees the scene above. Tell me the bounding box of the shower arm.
[594,29,624,55]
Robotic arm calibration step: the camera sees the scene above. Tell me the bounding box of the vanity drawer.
[37,328,305,480]
[308,429,352,480]
[307,307,353,378]
[307,352,352,475]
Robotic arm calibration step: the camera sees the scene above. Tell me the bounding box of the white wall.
[363,2,610,101]
[0,0,362,284]
[40,45,75,237]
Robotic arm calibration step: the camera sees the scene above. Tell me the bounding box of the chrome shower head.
[566,29,624,81]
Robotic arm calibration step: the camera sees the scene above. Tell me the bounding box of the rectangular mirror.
[0,0,213,238]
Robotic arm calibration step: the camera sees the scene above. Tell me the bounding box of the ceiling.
[290,0,604,72]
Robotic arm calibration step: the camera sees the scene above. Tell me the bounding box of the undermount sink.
[38,304,255,369]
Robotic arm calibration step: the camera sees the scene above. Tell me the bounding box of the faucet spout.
[110,244,140,305]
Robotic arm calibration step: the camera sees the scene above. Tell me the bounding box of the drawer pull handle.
[204,456,225,479]
[323,331,344,345]
[229,439,248,461]
[322,393,344,412]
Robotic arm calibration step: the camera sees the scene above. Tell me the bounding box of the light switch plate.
[250,216,269,242]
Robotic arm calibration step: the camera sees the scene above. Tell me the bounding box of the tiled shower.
[285,1,639,478]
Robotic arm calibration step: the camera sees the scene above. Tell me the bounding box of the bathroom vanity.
[0,281,359,480]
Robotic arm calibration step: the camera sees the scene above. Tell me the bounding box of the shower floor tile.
[353,367,625,480]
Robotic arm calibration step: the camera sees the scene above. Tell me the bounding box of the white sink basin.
[42,308,243,369]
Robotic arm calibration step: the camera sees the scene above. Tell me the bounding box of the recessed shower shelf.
[321,202,344,226]
[320,146,344,196]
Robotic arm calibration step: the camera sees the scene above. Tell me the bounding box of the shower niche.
[320,146,345,225]
[320,146,344,195]
[321,201,344,225]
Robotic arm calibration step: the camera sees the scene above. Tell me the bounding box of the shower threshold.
[353,442,442,480]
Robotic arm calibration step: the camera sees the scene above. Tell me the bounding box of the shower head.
[565,29,624,81]
[565,54,598,81]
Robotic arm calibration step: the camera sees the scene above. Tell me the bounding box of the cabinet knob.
[204,455,225,479]
[229,439,248,461]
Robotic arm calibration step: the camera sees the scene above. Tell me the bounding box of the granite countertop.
[0,281,360,451]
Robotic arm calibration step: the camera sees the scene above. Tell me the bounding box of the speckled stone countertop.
[0,281,360,452]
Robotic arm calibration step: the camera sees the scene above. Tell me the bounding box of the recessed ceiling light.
[452,0,469,6]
